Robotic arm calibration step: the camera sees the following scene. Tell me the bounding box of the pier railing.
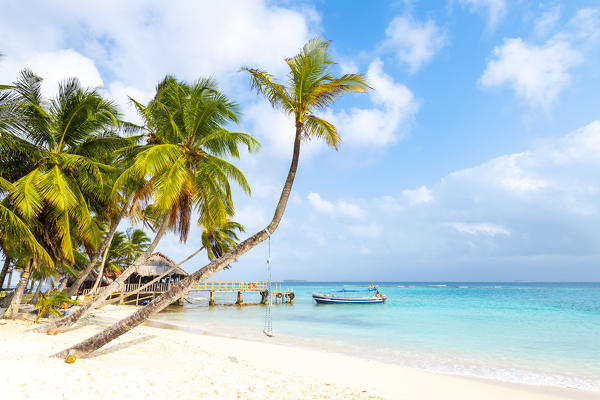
[188,282,269,292]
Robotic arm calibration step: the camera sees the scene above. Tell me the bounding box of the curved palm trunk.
[0,257,10,290]
[29,279,44,305]
[53,127,302,359]
[67,193,136,297]
[37,214,171,333]
[3,258,33,319]
[89,235,113,295]
[56,276,68,292]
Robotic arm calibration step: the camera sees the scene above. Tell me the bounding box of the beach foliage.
[49,38,370,358]
[34,290,75,323]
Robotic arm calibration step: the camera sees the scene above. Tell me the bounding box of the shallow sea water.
[155,282,600,391]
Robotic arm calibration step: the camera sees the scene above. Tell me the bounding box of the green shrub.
[35,291,76,323]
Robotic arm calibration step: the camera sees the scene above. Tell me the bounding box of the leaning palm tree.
[41,75,259,332]
[54,38,369,358]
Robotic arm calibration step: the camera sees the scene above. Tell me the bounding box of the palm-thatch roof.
[135,252,188,278]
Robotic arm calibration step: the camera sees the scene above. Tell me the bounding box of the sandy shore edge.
[0,305,596,400]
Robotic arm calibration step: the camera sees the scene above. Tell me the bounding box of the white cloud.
[383,16,446,72]
[106,81,154,124]
[450,151,549,194]
[459,0,507,28]
[326,58,418,147]
[0,0,317,100]
[0,49,103,98]
[295,121,600,277]
[307,192,365,219]
[307,192,334,214]
[447,222,510,237]
[218,121,600,281]
[480,8,600,108]
[480,37,580,108]
[402,186,434,205]
[337,201,366,219]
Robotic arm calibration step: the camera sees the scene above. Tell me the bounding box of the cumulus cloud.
[458,0,507,28]
[480,8,600,108]
[307,192,335,214]
[307,193,365,220]
[325,58,418,147]
[402,186,434,205]
[439,120,600,220]
[382,15,446,72]
[0,0,317,114]
[480,37,580,108]
[289,121,600,279]
[0,49,103,98]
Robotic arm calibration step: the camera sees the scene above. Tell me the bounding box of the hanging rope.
[263,228,273,337]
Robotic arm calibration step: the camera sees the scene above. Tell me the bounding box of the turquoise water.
[156,282,600,391]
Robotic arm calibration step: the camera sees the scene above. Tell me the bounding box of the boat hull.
[312,293,386,304]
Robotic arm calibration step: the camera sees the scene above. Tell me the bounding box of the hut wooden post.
[236,291,243,305]
[209,290,215,306]
[135,276,142,306]
[260,290,267,304]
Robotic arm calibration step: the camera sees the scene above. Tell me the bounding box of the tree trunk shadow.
[82,335,156,358]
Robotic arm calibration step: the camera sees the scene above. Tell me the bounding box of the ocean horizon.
[156,281,600,392]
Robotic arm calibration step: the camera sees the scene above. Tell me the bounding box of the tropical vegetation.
[0,39,370,359]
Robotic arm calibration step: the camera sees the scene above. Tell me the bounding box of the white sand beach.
[0,306,596,400]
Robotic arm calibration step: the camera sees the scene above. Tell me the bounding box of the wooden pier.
[188,282,295,305]
[81,281,295,306]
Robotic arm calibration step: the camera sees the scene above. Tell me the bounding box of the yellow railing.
[188,282,270,292]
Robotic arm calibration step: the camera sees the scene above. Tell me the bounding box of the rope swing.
[263,228,273,337]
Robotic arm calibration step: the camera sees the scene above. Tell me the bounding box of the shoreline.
[1,305,597,399]
[154,302,600,393]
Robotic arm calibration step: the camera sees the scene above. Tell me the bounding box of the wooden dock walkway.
[188,282,294,305]
[81,281,295,306]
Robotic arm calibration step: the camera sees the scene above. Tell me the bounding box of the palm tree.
[122,228,151,266]
[6,71,125,262]
[1,177,55,319]
[201,220,245,268]
[0,74,53,288]
[0,70,132,316]
[41,75,260,332]
[0,70,140,299]
[53,38,369,358]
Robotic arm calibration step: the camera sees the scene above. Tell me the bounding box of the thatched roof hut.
[135,252,188,279]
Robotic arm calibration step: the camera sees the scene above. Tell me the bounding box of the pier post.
[260,290,268,304]
[236,290,243,305]
[209,290,215,306]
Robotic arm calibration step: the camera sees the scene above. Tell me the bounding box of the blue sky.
[1,0,600,281]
